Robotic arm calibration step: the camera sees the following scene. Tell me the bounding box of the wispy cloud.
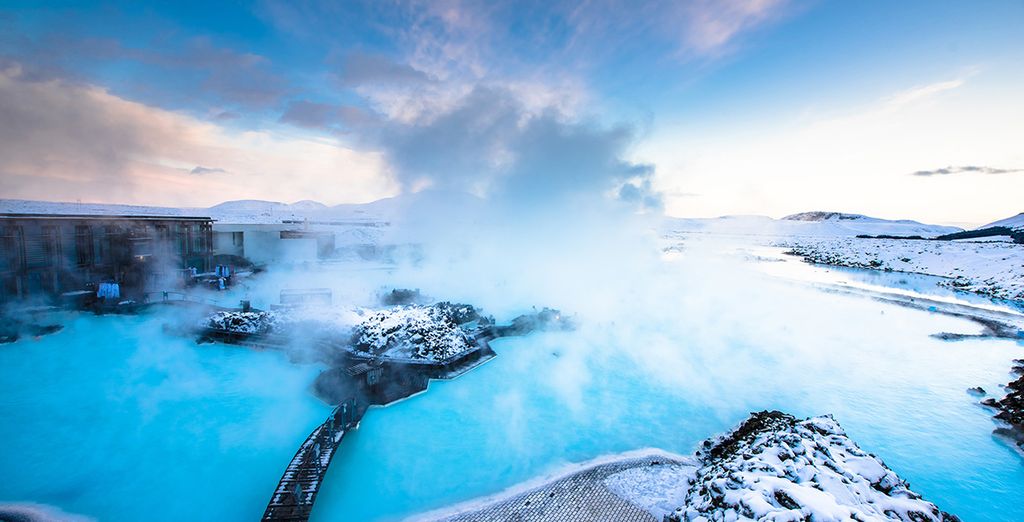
[911,165,1023,177]
[885,78,965,107]
[189,166,227,175]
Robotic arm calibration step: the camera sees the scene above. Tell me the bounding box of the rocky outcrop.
[666,411,959,522]
[981,359,1024,456]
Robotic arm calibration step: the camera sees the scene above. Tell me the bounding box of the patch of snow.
[605,463,698,519]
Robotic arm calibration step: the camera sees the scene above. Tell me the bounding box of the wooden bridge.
[262,398,364,521]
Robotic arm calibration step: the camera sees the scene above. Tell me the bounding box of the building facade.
[0,214,213,303]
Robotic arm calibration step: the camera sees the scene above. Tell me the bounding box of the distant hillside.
[783,211,868,222]
[978,212,1024,231]
[665,212,961,238]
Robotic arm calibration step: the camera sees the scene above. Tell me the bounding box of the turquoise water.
[312,306,1024,521]
[0,313,330,521]
[2,265,1023,521]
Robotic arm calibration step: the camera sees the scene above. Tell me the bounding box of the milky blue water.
[1,264,1023,522]
[0,313,331,521]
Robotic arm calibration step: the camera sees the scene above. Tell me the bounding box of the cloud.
[334,52,434,86]
[0,64,396,206]
[911,165,1023,177]
[278,100,376,132]
[189,166,227,175]
[0,23,289,110]
[885,78,966,108]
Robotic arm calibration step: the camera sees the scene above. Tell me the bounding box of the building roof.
[0,213,213,221]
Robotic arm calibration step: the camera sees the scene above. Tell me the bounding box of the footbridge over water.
[262,398,364,521]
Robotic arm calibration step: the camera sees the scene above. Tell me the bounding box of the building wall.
[212,224,329,265]
[1,215,213,304]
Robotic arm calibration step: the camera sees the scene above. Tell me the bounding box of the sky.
[0,0,1021,226]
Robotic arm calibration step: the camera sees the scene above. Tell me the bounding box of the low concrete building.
[212,223,335,265]
[1,213,213,303]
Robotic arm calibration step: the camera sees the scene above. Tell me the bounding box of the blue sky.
[0,1,1021,224]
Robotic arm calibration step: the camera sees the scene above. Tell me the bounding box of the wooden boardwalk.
[262,398,362,521]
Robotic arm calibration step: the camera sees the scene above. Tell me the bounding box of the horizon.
[0,193,1014,229]
[0,1,1021,225]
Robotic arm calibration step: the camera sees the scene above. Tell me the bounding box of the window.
[1,226,24,271]
[232,231,243,247]
[179,225,190,255]
[75,225,93,267]
[41,226,61,267]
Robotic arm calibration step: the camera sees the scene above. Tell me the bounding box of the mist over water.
[2,236,1023,521]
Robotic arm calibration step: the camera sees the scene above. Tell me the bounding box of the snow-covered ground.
[778,237,1024,301]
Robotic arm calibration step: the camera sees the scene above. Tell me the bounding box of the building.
[212,223,335,265]
[0,213,213,303]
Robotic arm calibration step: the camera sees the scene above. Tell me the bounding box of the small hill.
[978,212,1024,231]
[782,211,871,222]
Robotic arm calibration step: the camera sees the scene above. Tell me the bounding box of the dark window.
[232,231,243,246]
[75,225,93,267]
[1,226,25,272]
[184,225,194,254]
[41,226,61,267]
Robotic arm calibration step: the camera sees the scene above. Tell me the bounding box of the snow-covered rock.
[202,307,363,337]
[351,303,481,361]
[668,411,958,522]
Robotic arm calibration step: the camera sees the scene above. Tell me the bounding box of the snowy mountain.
[663,212,961,238]
[978,212,1024,231]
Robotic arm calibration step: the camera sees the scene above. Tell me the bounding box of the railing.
[142,291,221,306]
[262,398,361,522]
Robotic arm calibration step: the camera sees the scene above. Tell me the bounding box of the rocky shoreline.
[778,237,1024,302]
[981,359,1024,457]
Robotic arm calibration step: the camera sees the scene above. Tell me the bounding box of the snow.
[978,212,1024,231]
[778,236,1024,301]
[662,213,961,239]
[0,198,390,225]
[352,304,476,361]
[668,412,957,522]
[203,307,363,337]
[204,302,480,361]
[604,463,698,519]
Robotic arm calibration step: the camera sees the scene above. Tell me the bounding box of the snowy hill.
[979,212,1024,231]
[663,212,961,238]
